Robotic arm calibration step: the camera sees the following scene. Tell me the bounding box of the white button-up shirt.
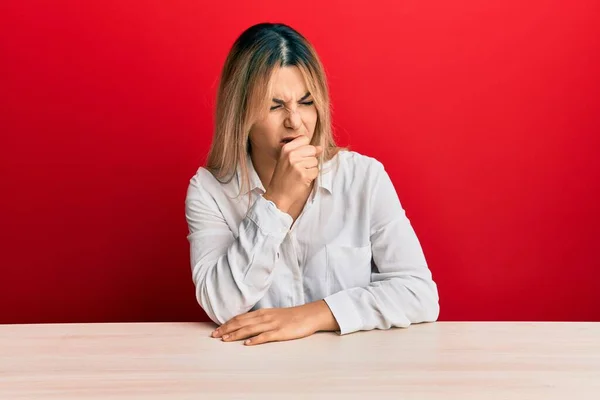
[185,150,439,335]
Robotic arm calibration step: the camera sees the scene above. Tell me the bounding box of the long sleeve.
[324,161,440,335]
[185,172,292,325]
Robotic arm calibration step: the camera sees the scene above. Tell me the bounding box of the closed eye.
[270,101,314,111]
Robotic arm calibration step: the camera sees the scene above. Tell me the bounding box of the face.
[248,66,318,161]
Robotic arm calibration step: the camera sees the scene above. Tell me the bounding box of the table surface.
[1,321,599,399]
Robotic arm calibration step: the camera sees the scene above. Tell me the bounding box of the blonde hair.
[205,22,343,197]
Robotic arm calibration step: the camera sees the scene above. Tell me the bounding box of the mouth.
[280,136,300,144]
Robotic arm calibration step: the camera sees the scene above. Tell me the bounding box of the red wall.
[1,1,599,324]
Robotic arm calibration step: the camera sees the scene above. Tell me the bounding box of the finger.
[244,330,280,346]
[298,157,318,169]
[282,135,310,152]
[292,145,320,158]
[306,166,320,181]
[291,135,310,145]
[213,309,269,337]
[314,145,323,156]
[222,323,275,342]
[213,316,255,338]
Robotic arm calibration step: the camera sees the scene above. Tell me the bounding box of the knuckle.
[256,333,267,342]
[263,314,274,323]
[251,336,262,344]
[264,331,276,340]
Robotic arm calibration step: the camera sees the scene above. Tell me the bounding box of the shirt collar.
[236,152,334,195]
[236,152,265,195]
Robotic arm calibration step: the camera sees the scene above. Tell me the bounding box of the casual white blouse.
[185,150,440,335]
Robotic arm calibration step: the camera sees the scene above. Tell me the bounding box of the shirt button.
[276,252,280,259]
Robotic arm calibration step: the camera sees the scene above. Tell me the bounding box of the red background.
[1,1,599,324]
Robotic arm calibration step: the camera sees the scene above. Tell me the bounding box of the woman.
[185,22,439,346]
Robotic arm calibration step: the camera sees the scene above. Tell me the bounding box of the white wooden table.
[1,322,599,399]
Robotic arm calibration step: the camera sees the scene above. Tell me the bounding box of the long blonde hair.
[205,22,343,196]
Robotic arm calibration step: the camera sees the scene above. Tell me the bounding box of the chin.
[251,147,279,161]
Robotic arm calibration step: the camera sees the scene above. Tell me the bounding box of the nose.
[284,106,302,130]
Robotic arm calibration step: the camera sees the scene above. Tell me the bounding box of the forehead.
[269,66,308,100]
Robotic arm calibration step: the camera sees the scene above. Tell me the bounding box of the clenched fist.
[263,135,322,212]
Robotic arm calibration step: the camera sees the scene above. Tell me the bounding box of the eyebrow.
[272,91,311,105]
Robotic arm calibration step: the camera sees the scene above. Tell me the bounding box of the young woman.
[185,22,439,346]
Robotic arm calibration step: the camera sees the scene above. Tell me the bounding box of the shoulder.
[333,150,385,183]
[188,166,220,187]
[337,149,384,168]
[186,166,229,203]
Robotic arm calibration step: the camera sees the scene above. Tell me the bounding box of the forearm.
[195,241,280,324]
[324,272,439,335]
[191,194,293,324]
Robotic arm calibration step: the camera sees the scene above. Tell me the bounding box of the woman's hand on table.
[211,300,340,346]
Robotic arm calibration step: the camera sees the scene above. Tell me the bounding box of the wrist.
[263,191,291,213]
[308,300,340,332]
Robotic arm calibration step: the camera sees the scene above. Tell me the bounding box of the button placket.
[287,232,305,305]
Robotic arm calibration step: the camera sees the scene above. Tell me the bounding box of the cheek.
[306,109,318,130]
[263,118,281,139]
[250,119,279,143]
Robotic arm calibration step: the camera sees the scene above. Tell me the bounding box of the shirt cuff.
[246,194,293,238]
[324,290,363,335]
